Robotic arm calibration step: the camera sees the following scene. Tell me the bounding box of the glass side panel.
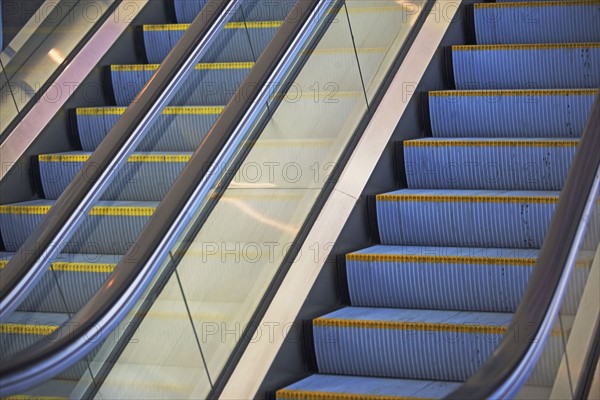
[0,0,119,134]
[515,181,600,399]
[91,1,426,398]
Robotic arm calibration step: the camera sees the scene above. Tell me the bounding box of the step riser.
[76,112,219,152]
[174,0,293,24]
[474,4,600,45]
[347,258,589,313]
[313,324,563,385]
[0,213,152,254]
[428,92,596,138]
[111,67,251,106]
[405,143,576,190]
[452,46,600,89]
[39,160,187,201]
[377,197,556,248]
[144,26,277,64]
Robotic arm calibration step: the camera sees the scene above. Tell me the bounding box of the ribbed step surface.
[404,138,578,190]
[0,200,156,253]
[38,152,191,201]
[110,62,253,106]
[473,1,600,44]
[1,252,120,313]
[277,375,460,399]
[427,89,597,138]
[75,106,222,152]
[376,189,558,248]
[346,245,592,314]
[174,0,293,24]
[143,21,281,64]
[451,43,600,89]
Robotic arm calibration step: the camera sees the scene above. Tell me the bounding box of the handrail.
[0,0,333,395]
[0,0,236,319]
[447,91,600,399]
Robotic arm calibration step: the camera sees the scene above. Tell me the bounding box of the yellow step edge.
[38,154,192,163]
[111,62,254,72]
[404,140,578,147]
[314,318,508,335]
[142,20,282,31]
[453,43,600,51]
[346,254,592,269]
[0,205,156,216]
[313,318,568,337]
[376,194,559,204]
[0,261,116,273]
[475,0,600,9]
[429,89,599,97]
[0,323,58,336]
[276,389,426,400]
[4,395,67,400]
[75,106,224,116]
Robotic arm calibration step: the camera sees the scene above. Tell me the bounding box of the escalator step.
[109,62,254,106]
[473,1,600,45]
[0,200,157,254]
[427,89,597,138]
[75,106,222,152]
[312,307,567,384]
[38,152,192,201]
[173,0,294,24]
[1,252,120,314]
[451,43,600,89]
[376,189,558,248]
[313,307,512,381]
[277,374,460,400]
[142,21,281,64]
[345,245,592,313]
[404,138,578,190]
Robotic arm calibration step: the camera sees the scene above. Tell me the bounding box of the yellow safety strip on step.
[142,21,282,31]
[39,154,192,163]
[0,324,58,336]
[404,140,578,147]
[313,318,508,335]
[0,205,156,216]
[453,43,600,51]
[346,253,592,268]
[475,0,600,9]
[110,62,254,71]
[4,395,67,400]
[0,261,116,273]
[76,106,224,115]
[429,89,599,97]
[276,390,427,400]
[376,194,559,204]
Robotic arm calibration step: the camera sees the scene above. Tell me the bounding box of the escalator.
[0,0,598,399]
[275,1,600,398]
[0,0,293,397]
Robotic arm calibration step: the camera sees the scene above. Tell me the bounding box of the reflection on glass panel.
[515,185,600,399]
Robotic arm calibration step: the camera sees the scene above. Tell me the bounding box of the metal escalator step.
[0,252,120,314]
[404,138,578,190]
[451,43,600,89]
[0,200,157,254]
[277,374,460,400]
[427,89,597,138]
[473,1,600,44]
[345,245,592,313]
[109,62,254,106]
[376,189,560,248]
[74,106,222,152]
[38,152,192,201]
[142,21,282,64]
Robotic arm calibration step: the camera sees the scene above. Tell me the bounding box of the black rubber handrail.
[447,91,600,399]
[0,0,330,395]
